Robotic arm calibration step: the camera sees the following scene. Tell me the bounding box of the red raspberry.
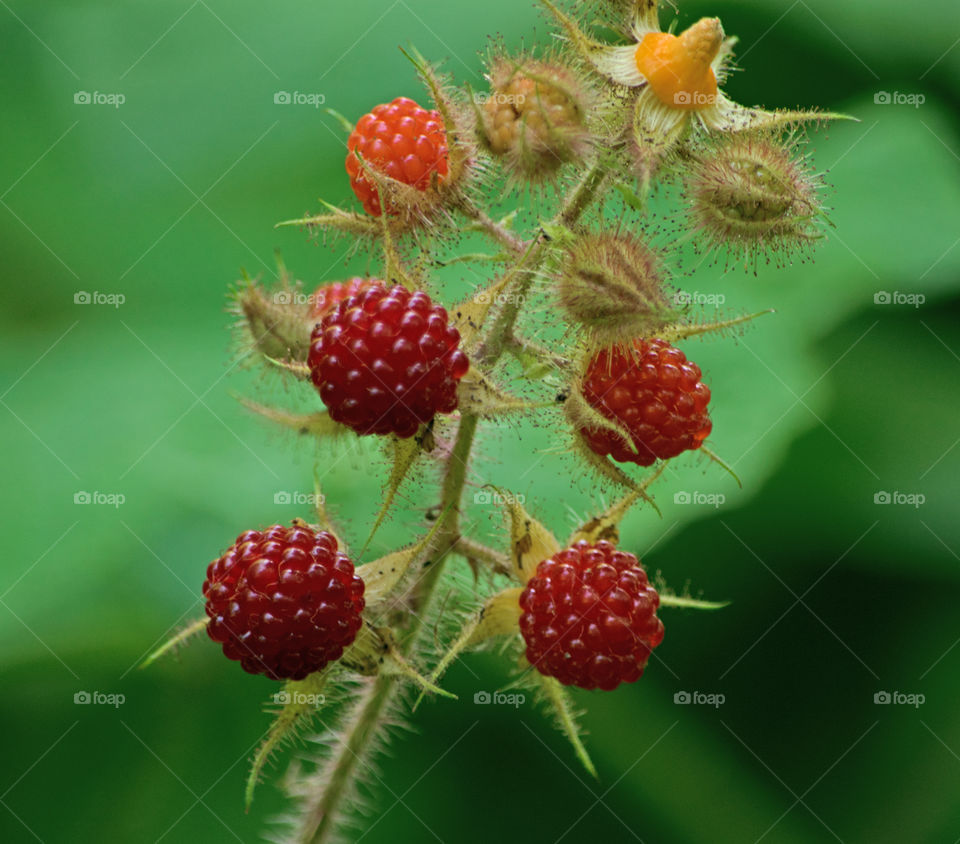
[346,97,450,216]
[310,277,374,320]
[580,338,711,466]
[203,523,365,681]
[308,283,469,438]
[518,541,664,691]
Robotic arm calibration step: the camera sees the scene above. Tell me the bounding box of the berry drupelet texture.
[308,283,470,438]
[203,524,365,681]
[580,338,711,466]
[311,277,374,319]
[346,97,450,216]
[519,541,664,691]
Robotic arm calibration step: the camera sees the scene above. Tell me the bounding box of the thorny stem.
[453,535,511,577]
[299,161,608,844]
[478,161,607,366]
[300,676,392,844]
[461,202,528,256]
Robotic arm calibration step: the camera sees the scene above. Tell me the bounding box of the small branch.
[454,535,511,577]
[460,202,528,255]
[560,162,608,227]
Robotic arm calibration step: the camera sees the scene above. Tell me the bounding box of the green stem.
[300,674,395,844]
[297,160,609,844]
[560,162,608,227]
[454,535,511,577]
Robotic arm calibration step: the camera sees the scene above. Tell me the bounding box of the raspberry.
[203,523,365,681]
[579,338,711,466]
[518,541,664,691]
[483,60,588,180]
[308,283,470,438]
[346,97,450,216]
[310,277,374,320]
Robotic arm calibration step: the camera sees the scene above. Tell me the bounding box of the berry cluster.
[519,541,664,691]
[308,282,470,438]
[203,524,365,681]
[580,338,712,466]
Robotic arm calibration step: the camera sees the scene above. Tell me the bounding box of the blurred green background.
[2,0,959,841]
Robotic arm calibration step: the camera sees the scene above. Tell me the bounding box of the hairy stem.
[298,160,609,844]
[300,675,394,844]
[454,535,511,577]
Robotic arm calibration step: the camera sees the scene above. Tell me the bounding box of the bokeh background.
[2,0,959,841]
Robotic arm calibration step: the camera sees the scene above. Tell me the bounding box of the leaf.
[449,272,516,351]
[502,494,561,584]
[139,617,209,669]
[457,366,531,418]
[360,434,424,554]
[414,587,523,710]
[275,202,380,238]
[356,516,446,610]
[237,396,346,437]
[658,594,730,611]
[570,465,666,545]
[537,675,598,779]
[246,670,330,808]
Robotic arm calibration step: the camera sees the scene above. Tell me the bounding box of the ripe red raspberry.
[579,338,711,466]
[310,277,374,319]
[203,523,365,681]
[308,283,469,438]
[346,97,450,216]
[518,541,664,691]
